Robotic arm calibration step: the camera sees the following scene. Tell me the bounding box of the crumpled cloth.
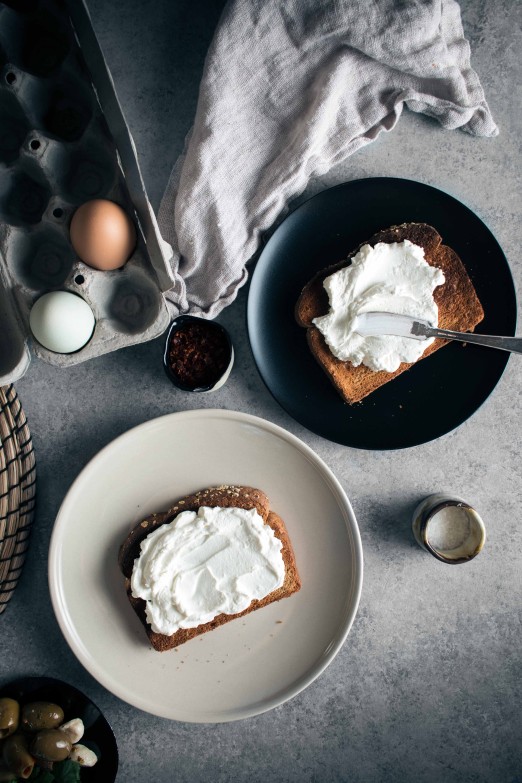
[158,0,497,318]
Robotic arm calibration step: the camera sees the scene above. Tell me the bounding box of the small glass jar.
[412,493,486,564]
[163,315,234,393]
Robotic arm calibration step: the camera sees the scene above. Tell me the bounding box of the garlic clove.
[69,743,98,767]
[58,718,84,744]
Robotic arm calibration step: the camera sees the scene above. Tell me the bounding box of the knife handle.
[425,326,522,355]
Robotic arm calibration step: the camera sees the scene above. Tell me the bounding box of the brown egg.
[70,199,136,270]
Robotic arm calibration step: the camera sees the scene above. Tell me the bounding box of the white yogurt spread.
[313,240,445,373]
[130,505,285,635]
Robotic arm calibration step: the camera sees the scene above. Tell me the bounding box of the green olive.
[0,699,19,739]
[30,729,71,763]
[20,702,64,732]
[1,733,34,779]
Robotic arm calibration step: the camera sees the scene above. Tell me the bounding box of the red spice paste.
[167,321,230,389]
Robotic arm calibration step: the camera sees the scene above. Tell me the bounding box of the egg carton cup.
[0,0,175,384]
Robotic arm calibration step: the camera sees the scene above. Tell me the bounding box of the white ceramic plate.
[49,410,363,723]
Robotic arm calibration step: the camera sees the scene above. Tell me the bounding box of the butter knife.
[354,312,522,355]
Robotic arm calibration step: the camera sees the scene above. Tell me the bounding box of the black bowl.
[0,676,118,782]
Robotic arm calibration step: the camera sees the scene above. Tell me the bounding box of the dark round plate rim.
[246,177,517,450]
[0,676,119,781]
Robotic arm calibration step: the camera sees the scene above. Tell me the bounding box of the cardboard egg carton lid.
[0,0,176,385]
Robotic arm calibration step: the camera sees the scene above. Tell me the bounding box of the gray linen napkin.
[158,0,497,318]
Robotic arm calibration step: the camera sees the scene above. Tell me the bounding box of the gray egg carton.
[0,0,175,385]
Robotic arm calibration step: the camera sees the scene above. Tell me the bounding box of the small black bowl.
[0,676,118,782]
[163,314,234,392]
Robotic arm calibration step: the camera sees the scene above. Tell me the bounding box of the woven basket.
[0,385,36,614]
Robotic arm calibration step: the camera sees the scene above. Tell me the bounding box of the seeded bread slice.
[295,223,484,404]
[118,485,301,652]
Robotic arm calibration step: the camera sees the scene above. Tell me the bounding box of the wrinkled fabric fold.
[158,0,497,318]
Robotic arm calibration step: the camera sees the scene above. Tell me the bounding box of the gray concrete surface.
[3,1,521,781]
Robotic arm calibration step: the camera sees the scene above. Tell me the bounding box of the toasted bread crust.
[119,486,301,652]
[295,223,484,403]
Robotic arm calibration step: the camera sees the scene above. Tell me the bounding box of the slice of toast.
[295,223,484,404]
[118,485,301,651]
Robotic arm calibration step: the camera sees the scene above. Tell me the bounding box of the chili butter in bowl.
[163,315,234,392]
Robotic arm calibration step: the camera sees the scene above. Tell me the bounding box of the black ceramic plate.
[247,178,517,449]
[0,677,118,781]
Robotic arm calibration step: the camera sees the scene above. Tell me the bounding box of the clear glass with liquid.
[412,494,486,564]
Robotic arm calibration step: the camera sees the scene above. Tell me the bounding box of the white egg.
[29,291,96,353]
